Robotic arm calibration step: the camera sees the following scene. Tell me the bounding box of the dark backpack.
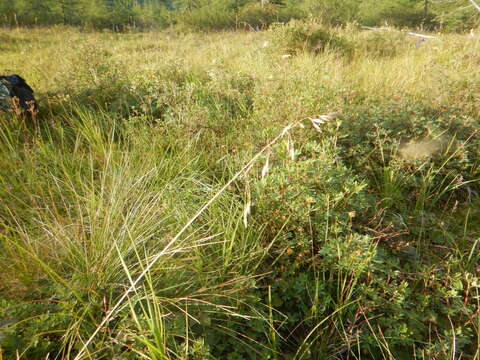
[0,74,37,112]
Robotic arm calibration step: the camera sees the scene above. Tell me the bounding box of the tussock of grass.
[1,26,480,359]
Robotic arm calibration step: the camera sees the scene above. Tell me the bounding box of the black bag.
[0,74,37,112]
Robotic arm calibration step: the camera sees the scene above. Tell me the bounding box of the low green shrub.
[56,41,131,111]
[249,137,374,357]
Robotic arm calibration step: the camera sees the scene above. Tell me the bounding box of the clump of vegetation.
[352,29,413,58]
[271,20,352,55]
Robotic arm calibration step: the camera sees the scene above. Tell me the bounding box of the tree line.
[0,0,478,31]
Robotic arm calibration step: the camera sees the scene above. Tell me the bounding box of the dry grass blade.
[309,112,339,132]
[469,0,480,12]
[261,152,270,179]
[287,136,296,161]
[243,200,252,228]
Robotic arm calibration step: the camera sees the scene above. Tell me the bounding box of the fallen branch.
[406,32,437,39]
[362,26,440,40]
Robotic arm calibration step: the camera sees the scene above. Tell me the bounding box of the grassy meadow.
[1,24,480,359]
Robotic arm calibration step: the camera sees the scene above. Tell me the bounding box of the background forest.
[0,0,479,31]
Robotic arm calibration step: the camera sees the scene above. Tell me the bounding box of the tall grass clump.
[0,104,274,358]
[351,29,413,58]
[271,20,352,56]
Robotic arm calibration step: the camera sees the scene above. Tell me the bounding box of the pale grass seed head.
[309,112,340,132]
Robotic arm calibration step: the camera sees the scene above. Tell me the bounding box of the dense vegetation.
[1,21,480,360]
[0,0,479,30]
